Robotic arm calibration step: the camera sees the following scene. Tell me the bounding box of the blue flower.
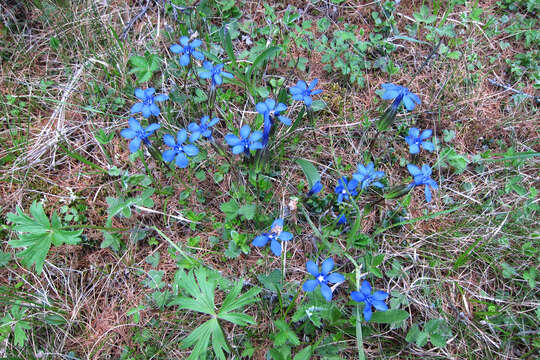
[407,164,439,202]
[350,281,389,322]
[225,125,263,156]
[289,79,323,107]
[162,129,199,168]
[188,116,219,142]
[337,213,347,225]
[198,61,234,87]
[334,177,359,203]
[380,83,420,111]
[405,128,434,154]
[170,36,204,66]
[302,258,345,302]
[120,117,160,153]
[352,163,385,190]
[130,88,168,118]
[307,180,323,197]
[256,98,290,146]
[252,218,293,256]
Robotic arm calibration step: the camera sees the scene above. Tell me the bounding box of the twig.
[120,0,151,40]
[487,78,540,104]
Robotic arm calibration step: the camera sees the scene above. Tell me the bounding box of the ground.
[0,0,538,359]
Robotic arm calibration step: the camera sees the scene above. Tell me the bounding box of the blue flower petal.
[142,105,151,118]
[409,144,420,154]
[320,283,333,302]
[170,44,182,53]
[232,145,244,154]
[306,261,319,277]
[360,280,372,296]
[373,291,389,301]
[422,141,434,152]
[129,137,142,153]
[363,304,373,321]
[350,291,366,303]
[134,88,145,100]
[321,258,334,275]
[252,235,269,247]
[326,273,345,284]
[130,102,143,114]
[162,149,176,162]
[302,279,319,292]
[372,300,388,311]
[407,164,421,176]
[270,239,282,256]
[239,125,251,139]
[225,134,240,146]
[183,144,199,157]
[175,153,189,168]
[120,128,136,139]
[278,231,293,242]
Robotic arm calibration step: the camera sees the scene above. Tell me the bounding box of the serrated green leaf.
[405,323,421,343]
[430,333,447,348]
[138,71,153,83]
[369,309,409,324]
[7,202,82,274]
[13,320,31,347]
[294,345,313,360]
[238,204,256,220]
[129,55,147,68]
[295,158,320,188]
[0,251,11,267]
[44,314,67,326]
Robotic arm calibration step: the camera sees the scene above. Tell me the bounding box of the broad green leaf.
[211,318,229,360]
[238,204,256,220]
[7,202,82,274]
[369,309,409,324]
[294,345,313,360]
[295,158,320,188]
[129,55,147,68]
[0,251,11,267]
[220,286,260,314]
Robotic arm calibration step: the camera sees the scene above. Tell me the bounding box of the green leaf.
[454,237,482,270]
[129,55,147,68]
[0,251,11,267]
[145,252,160,268]
[274,320,300,346]
[220,26,237,70]
[7,202,82,274]
[13,320,31,347]
[430,333,447,348]
[238,204,256,220]
[294,346,313,360]
[247,46,281,85]
[220,200,238,220]
[405,323,421,343]
[143,270,165,290]
[369,309,409,324]
[295,158,320,188]
[44,314,67,326]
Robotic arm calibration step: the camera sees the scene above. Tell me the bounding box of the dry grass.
[0,0,538,359]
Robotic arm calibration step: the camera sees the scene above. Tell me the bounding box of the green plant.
[168,266,261,359]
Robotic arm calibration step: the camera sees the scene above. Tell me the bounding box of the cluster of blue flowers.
[379,84,438,203]
[121,35,325,167]
[118,31,442,324]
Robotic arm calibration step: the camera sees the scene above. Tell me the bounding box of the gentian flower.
[225,125,263,156]
[130,88,168,118]
[120,117,160,153]
[198,61,234,87]
[302,258,345,302]
[350,280,389,322]
[407,164,439,202]
[252,218,293,256]
[162,129,199,168]
[337,213,347,225]
[256,98,291,146]
[352,163,385,190]
[170,36,204,66]
[289,79,323,107]
[380,83,420,111]
[334,177,359,203]
[405,128,434,154]
[307,181,323,197]
[188,116,219,142]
